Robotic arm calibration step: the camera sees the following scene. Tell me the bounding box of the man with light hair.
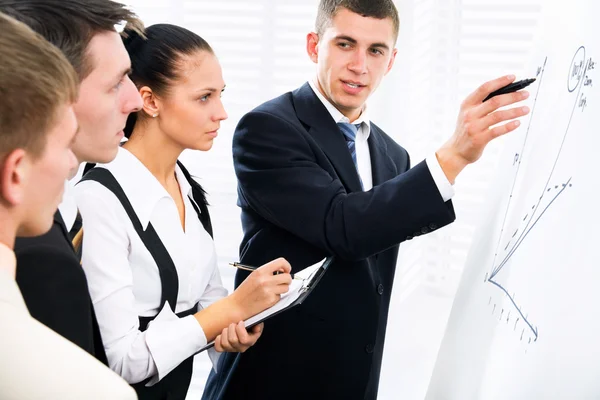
[0,12,135,399]
[0,0,144,365]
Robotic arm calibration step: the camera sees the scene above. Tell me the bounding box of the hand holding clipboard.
[197,257,334,353]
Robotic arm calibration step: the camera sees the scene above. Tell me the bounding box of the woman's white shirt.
[75,147,227,386]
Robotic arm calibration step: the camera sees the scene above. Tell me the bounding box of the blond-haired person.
[0,12,135,399]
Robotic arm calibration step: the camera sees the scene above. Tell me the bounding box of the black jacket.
[15,210,108,365]
[203,83,456,400]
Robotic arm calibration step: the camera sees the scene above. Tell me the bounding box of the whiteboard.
[426,0,599,398]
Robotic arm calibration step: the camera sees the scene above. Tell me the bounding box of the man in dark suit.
[1,0,143,363]
[203,0,531,399]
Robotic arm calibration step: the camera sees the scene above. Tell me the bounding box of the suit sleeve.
[15,241,95,356]
[233,110,456,261]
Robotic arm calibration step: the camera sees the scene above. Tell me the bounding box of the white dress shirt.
[58,180,78,231]
[0,243,136,400]
[75,147,227,388]
[58,163,88,231]
[308,79,454,201]
[309,79,374,191]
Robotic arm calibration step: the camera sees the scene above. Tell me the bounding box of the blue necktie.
[337,122,364,189]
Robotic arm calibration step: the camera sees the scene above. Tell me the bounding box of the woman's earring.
[152,113,158,118]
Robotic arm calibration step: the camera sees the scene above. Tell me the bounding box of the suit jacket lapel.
[368,125,398,186]
[292,83,363,193]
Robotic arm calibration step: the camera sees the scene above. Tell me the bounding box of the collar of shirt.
[0,241,16,279]
[308,78,371,141]
[97,147,198,230]
[57,163,88,231]
[58,180,78,231]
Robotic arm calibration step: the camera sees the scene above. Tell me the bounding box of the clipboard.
[197,257,333,353]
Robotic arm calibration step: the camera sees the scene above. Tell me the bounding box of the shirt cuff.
[144,302,207,385]
[426,154,455,202]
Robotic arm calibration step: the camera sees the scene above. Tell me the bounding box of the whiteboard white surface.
[426,1,599,398]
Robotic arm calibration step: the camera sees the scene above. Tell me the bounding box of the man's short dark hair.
[316,0,400,43]
[0,0,143,80]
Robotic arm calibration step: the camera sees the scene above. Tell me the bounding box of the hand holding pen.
[482,78,536,102]
[230,262,304,280]
[214,259,297,353]
[436,74,533,184]
[227,257,292,319]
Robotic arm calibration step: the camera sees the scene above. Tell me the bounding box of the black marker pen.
[483,78,536,102]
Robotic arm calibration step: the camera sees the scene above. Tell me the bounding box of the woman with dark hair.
[74,24,292,399]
